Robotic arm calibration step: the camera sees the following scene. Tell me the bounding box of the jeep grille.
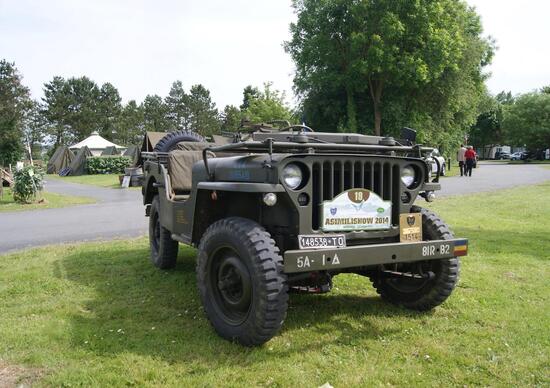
[311,159,402,230]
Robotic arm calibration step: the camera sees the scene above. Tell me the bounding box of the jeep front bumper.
[283,238,468,273]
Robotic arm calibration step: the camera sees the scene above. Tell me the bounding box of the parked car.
[497,151,511,160]
[428,148,446,176]
[511,152,527,160]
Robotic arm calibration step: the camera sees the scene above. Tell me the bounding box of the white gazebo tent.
[70,131,126,156]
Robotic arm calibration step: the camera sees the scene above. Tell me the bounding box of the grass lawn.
[1,184,549,386]
[0,187,94,213]
[46,174,137,189]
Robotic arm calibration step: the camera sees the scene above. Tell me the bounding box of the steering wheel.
[283,125,315,133]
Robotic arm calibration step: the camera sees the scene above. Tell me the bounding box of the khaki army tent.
[123,145,139,166]
[136,132,167,166]
[67,146,92,176]
[47,146,74,174]
[101,146,120,156]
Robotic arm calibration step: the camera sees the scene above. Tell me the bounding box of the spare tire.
[154,130,205,152]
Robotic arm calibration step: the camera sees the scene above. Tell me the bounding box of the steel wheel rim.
[209,247,252,325]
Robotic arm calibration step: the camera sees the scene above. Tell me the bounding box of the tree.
[503,91,550,153]
[285,0,494,147]
[116,100,144,145]
[42,76,102,144]
[0,60,31,166]
[241,83,294,124]
[187,84,220,136]
[97,82,122,140]
[165,81,191,131]
[240,85,261,111]
[220,105,242,132]
[23,100,49,160]
[141,95,171,132]
[41,76,71,146]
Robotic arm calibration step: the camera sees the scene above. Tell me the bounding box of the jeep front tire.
[370,206,460,310]
[197,217,288,346]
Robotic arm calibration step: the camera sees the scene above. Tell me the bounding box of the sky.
[1,0,549,109]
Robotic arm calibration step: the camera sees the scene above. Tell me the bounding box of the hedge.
[87,156,131,174]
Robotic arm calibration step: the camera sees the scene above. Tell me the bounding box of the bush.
[87,156,131,174]
[13,166,44,203]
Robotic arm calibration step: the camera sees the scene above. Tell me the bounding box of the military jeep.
[141,125,468,346]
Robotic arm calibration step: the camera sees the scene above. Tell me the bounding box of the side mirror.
[401,127,417,144]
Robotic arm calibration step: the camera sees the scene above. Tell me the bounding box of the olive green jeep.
[141,125,468,346]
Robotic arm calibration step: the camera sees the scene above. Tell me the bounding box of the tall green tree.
[42,76,103,144]
[285,0,494,147]
[187,84,220,136]
[503,91,550,152]
[241,83,294,124]
[165,81,191,131]
[97,82,122,140]
[41,76,71,146]
[240,85,261,111]
[220,105,242,132]
[0,60,31,166]
[141,94,171,132]
[115,100,144,145]
[23,100,49,159]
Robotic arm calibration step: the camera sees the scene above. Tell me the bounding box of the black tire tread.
[197,217,288,346]
[153,130,205,152]
[149,196,178,269]
[371,206,460,311]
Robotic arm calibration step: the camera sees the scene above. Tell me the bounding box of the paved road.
[437,162,550,197]
[1,163,549,254]
[0,179,147,254]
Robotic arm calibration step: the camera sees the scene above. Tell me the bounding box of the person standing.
[464,146,476,177]
[457,144,467,176]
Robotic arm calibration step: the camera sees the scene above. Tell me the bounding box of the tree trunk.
[346,86,357,133]
[369,78,384,136]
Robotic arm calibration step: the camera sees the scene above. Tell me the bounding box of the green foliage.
[285,0,494,152]
[165,81,192,131]
[241,82,295,123]
[86,156,131,175]
[141,94,171,133]
[502,91,550,151]
[0,60,31,166]
[116,100,144,146]
[186,84,220,136]
[12,165,44,203]
[220,104,242,132]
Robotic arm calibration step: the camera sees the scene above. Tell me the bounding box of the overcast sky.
[1,0,549,109]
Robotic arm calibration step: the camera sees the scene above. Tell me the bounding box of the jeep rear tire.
[370,206,460,310]
[149,196,179,269]
[153,130,205,152]
[197,217,288,346]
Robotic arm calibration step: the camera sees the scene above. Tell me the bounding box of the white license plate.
[298,234,346,249]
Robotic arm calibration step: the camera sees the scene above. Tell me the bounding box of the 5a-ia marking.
[296,253,341,269]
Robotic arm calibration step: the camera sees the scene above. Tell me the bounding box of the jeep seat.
[168,144,215,200]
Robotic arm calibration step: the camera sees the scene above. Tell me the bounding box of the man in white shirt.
[457,144,467,176]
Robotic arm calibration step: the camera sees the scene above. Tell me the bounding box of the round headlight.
[282,163,303,189]
[401,165,416,188]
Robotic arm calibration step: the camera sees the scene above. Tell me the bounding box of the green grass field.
[1,184,549,386]
[0,187,94,213]
[46,174,139,189]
